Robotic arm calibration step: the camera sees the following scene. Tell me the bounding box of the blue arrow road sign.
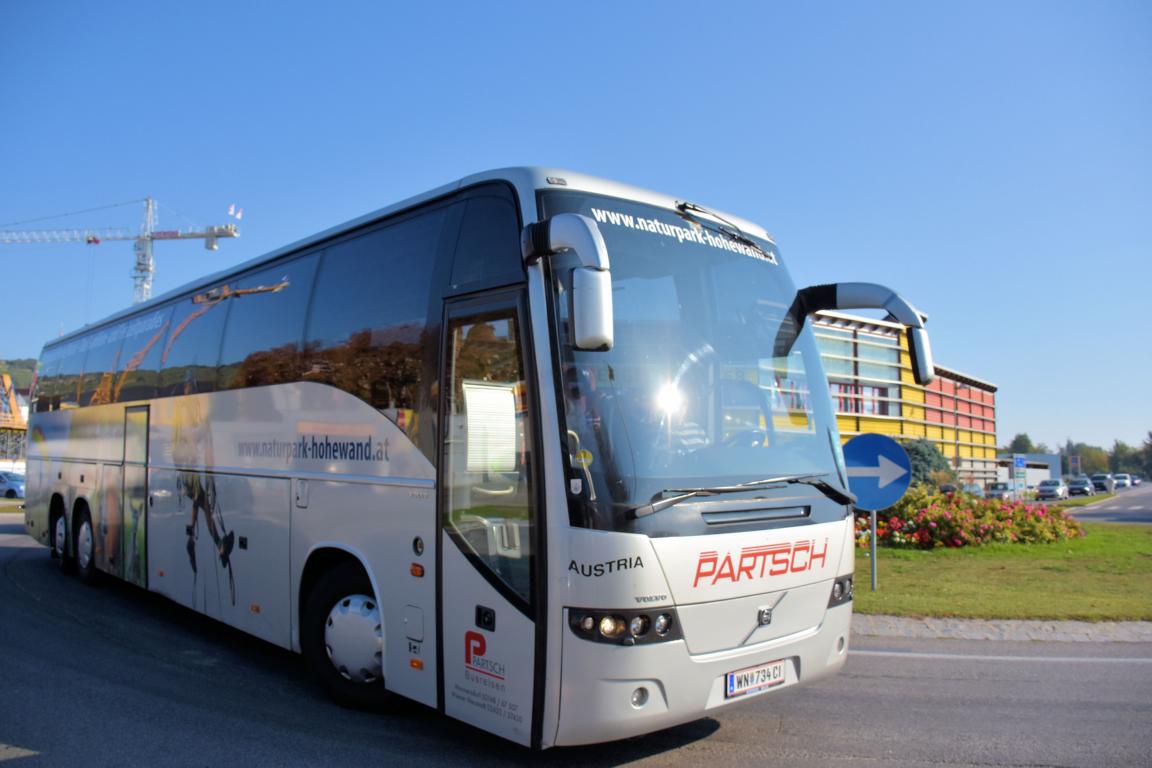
[842,433,912,511]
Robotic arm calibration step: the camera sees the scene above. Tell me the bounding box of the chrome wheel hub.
[324,594,383,684]
[78,520,94,571]
[54,516,67,557]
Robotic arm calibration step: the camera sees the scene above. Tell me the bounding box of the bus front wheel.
[302,561,388,709]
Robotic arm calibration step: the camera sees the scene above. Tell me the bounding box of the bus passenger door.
[122,406,149,588]
[439,298,540,747]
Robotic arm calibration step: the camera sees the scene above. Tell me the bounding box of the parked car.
[986,482,1015,501]
[1067,477,1095,496]
[1133,475,1144,486]
[1090,473,1114,492]
[0,472,25,499]
[961,483,986,498]
[1036,478,1068,501]
[940,482,986,498]
[1113,473,1132,488]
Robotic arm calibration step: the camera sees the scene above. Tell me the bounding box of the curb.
[853,614,1152,643]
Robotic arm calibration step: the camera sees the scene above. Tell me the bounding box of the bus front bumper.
[552,602,852,747]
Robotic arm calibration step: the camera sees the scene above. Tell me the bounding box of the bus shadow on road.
[7,542,721,765]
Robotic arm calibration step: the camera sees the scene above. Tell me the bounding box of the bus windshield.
[540,191,845,535]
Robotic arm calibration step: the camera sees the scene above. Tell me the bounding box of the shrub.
[854,485,1084,549]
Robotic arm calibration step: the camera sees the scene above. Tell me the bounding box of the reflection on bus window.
[444,312,534,603]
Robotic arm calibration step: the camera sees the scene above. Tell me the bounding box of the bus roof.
[44,166,772,350]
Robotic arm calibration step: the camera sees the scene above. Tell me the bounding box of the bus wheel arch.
[72,500,97,585]
[50,494,70,570]
[300,552,388,708]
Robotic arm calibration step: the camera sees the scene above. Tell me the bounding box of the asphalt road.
[2,512,1150,767]
[1071,482,1152,524]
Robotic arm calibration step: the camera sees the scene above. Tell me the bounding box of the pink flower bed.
[854,486,1084,549]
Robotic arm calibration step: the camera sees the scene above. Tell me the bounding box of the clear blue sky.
[2,1,1148,451]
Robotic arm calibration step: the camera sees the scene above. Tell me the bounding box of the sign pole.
[870,509,878,591]
[842,433,914,596]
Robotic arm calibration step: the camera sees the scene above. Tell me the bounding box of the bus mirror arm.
[522,214,614,351]
[775,282,936,386]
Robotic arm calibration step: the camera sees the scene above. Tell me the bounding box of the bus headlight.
[599,615,626,639]
[569,608,682,646]
[828,576,853,607]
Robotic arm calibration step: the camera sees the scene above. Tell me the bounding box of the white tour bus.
[25,168,934,748]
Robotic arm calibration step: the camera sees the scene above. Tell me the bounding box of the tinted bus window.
[305,210,445,442]
[79,324,125,406]
[116,305,175,403]
[218,254,319,390]
[448,188,522,292]
[53,338,87,410]
[33,347,62,412]
[159,289,230,397]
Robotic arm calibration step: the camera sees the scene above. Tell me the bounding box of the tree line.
[0,359,36,390]
[1002,432,1152,477]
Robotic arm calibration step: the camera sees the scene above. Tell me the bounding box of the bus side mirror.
[905,326,934,388]
[522,214,614,350]
[775,282,935,386]
[570,267,613,350]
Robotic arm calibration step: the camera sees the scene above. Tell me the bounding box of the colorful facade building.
[813,311,999,485]
[0,373,26,464]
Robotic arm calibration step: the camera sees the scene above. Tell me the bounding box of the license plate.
[725,658,787,698]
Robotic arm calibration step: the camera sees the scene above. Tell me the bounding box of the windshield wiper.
[674,201,776,263]
[629,473,855,519]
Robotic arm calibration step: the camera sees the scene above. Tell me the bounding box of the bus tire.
[74,508,98,585]
[302,561,388,709]
[51,508,72,573]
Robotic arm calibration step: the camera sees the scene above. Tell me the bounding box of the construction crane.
[0,197,239,303]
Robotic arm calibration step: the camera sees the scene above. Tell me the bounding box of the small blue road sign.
[843,433,912,511]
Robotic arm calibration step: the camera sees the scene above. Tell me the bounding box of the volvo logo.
[742,592,788,645]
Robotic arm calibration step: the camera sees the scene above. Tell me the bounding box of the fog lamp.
[631,687,649,708]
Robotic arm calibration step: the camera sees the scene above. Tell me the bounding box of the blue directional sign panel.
[842,433,912,511]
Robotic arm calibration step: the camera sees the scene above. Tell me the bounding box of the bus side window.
[304,208,445,451]
[115,305,174,404]
[443,309,535,604]
[448,190,522,292]
[159,291,230,397]
[217,253,318,390]
[33,349,62,412]
[79,325,125,407]
[53,339,87,411]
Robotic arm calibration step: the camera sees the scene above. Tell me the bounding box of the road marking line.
[0,743,40,761]
[851,649,1152,664]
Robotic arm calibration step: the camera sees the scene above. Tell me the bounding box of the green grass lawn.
[854,522,1152,621]
[1052,493,1114,509]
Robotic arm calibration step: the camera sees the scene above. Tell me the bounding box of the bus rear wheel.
[52,510,71,573]
[74,509,98,585]
[302,561,388,709]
